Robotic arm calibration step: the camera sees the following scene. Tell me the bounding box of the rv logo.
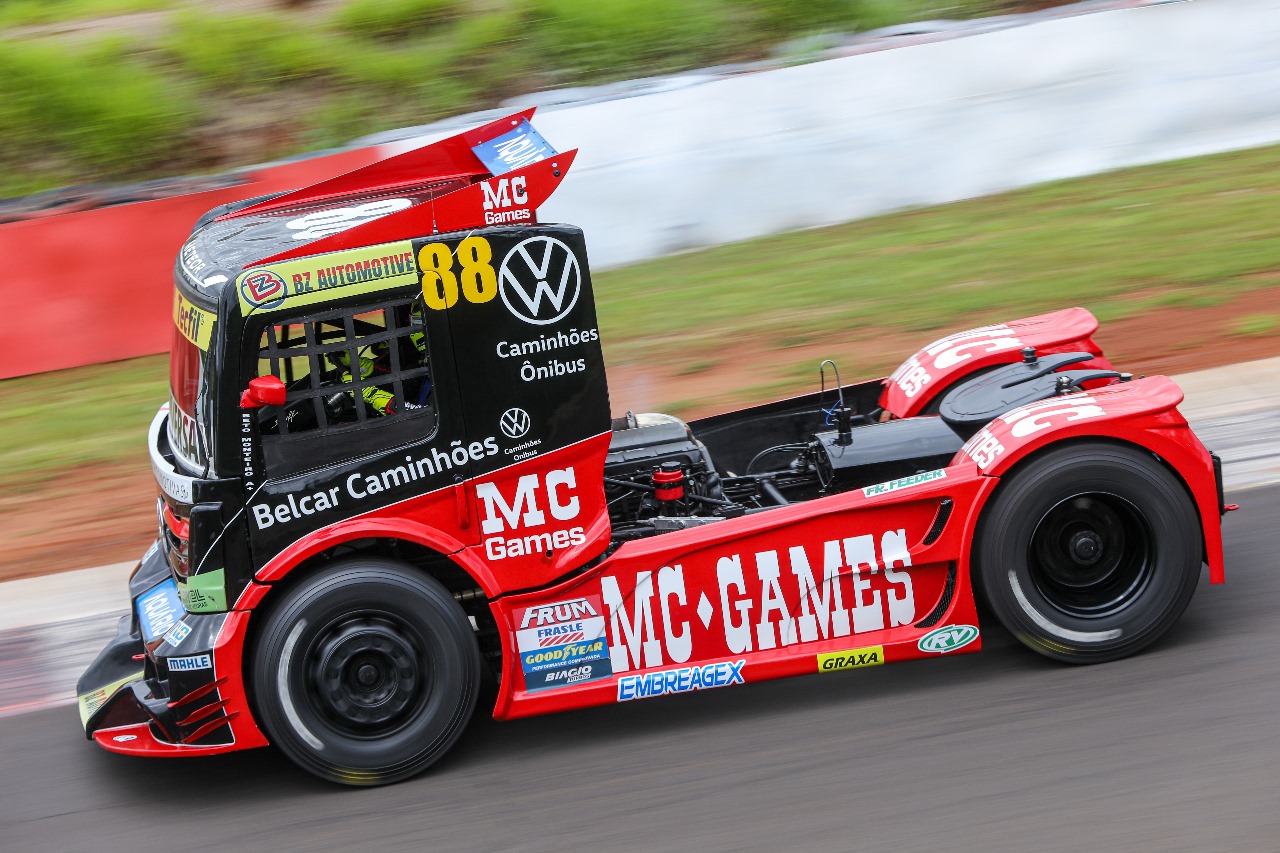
[917,624,979,654]
[500,407,531,439]
[498,236,581,326]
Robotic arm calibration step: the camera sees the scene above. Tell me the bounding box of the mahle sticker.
[862,469,946,499]
[817,646,884,672]
[917,624,979,654]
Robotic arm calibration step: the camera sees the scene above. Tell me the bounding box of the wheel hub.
[310,617,424,733]
[1028,492,1153,618]
[1069,530,1103,565]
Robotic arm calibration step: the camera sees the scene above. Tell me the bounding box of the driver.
[329,300,431,417]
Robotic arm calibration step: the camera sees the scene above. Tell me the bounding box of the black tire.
[251,559,480,785]
[975,442,1201,663]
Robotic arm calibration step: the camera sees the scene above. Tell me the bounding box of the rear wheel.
[975,443,1201,663]
[251,559,480,785]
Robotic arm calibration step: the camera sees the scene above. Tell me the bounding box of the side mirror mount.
[240,375,287,409]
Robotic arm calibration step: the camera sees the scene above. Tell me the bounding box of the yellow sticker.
[78,670,144,728]
[816,646,884,673]
[174,290,216,350]
[236,240,417,314]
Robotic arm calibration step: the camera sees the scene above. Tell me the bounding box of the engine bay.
[603,350,1127,547]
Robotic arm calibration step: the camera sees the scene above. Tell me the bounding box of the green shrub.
[330,0,459,39]
[527,0,730,81]
[0,0,172,29]
[166,11,341,90]
[0,37,191,189]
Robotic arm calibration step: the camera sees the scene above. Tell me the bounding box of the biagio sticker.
[515,595,612,691]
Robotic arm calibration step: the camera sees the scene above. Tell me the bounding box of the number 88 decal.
[420,236,498,310]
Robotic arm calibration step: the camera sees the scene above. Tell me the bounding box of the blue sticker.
[164,621,192,648]
[526,657,612,692]
[617,659,746,702]
[137,579,183,643]
[472,120,557,176]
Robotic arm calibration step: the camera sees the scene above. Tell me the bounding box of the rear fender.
[954,375,1225,583]
[881,307,1112,418]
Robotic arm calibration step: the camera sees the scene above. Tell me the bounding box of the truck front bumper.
[76,541,266,756]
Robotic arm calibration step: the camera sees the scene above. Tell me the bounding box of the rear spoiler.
[231,107,577,267]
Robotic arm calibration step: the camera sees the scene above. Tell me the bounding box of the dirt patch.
[5,289,1280,583]
[0,464,157,583]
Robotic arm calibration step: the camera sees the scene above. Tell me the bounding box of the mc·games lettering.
[600,529,917,673]
[250,437,498,530]
[476,467,585,559]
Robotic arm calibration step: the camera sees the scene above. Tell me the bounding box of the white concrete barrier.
[387,0,1280,269]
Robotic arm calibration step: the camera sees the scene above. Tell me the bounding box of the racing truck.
[78,110,1229,785]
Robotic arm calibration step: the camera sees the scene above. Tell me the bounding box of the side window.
[255,297,435,442]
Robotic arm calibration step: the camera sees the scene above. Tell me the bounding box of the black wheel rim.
[1027,492,1154,618]
[305,613,429,737]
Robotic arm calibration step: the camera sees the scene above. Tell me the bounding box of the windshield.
[169,290,215,472]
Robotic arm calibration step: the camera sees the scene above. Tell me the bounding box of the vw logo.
[500,407,531,439]
[498,236,581,326]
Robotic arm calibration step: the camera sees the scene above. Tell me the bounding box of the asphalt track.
[1,484,1275,851]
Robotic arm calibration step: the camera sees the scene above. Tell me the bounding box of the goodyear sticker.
[237,240,417,314]
[515,595,612,692]
[817,646,885,673]
[174,290,216,350]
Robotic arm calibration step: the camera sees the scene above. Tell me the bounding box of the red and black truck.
[78,111,1228,785]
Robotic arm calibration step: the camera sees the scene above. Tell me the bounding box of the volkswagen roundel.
[498,235,582,325]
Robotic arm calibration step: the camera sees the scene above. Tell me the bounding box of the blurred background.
[3,0,1280,847]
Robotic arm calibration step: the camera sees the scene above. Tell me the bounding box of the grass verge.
[2,143,1277,489]
[1,0,1033,198]
[595,144,1280,361]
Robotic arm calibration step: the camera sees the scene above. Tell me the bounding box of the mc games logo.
[917,624,979,654]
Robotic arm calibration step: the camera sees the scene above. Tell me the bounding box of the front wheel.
[975,442,1202,663]
[251,559,480,785]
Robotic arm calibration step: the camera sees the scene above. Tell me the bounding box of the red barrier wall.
[0,148,382,380]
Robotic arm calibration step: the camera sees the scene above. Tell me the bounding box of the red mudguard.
[880,308,1113,418]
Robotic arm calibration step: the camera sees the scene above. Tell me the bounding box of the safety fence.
[2,0,1276,379]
